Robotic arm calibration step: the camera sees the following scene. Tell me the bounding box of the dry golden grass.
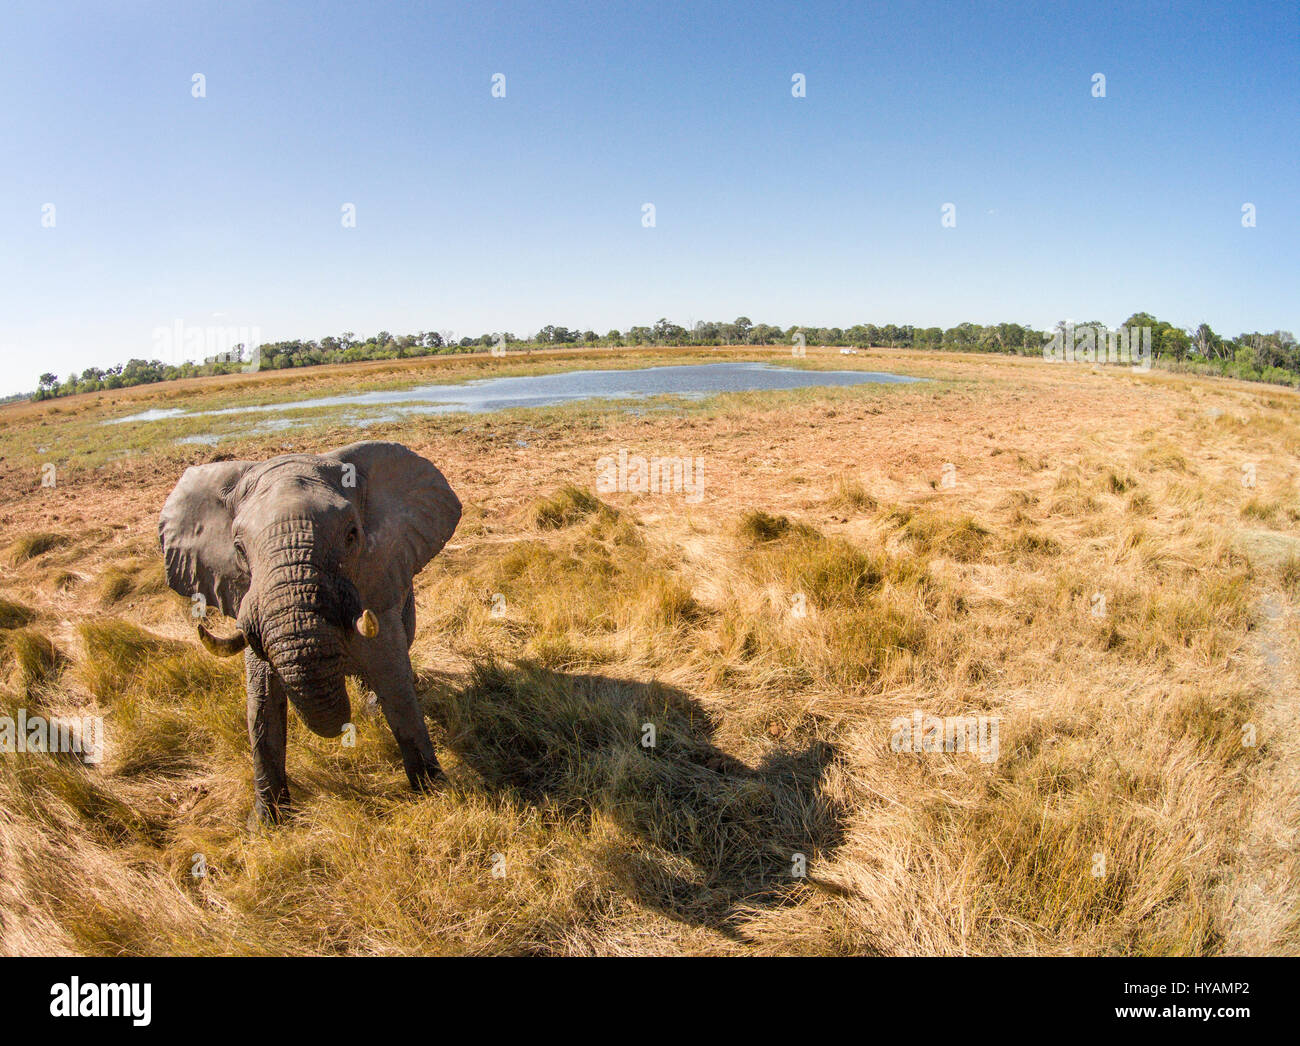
[1,345,1298,955]
[0,596,37,629]
[2,628,65,694]
[7,531,68,564]
[825,475,879,514]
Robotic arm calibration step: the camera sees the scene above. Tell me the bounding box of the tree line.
[28,314,1299,400]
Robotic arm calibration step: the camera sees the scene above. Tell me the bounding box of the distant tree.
[1161,327,1191,361]
[1192,323,1224,359]
[27,313,1300,399]
[652,318,687,344]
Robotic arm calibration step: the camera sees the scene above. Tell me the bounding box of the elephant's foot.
[402,747,443,792]
[253,786,292,825]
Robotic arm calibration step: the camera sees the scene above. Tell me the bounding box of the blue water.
[111,361,920,428]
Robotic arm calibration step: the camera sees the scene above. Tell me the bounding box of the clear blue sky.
[1,0,1295,394]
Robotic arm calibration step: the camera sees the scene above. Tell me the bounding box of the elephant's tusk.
[355,609,379,638]
[197,620,249,657]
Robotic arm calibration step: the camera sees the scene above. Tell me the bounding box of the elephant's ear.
[328,441,461,612]
[158,461,254,619]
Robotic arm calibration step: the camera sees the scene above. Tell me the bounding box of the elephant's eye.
[233,540,248,569]
[345,525,359,547]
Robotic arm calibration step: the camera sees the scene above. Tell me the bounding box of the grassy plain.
[1,345,1298,954]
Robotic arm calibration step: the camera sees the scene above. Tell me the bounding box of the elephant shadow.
[416,660,848,942]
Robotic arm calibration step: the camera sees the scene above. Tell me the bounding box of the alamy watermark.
[1043,323,1151,371]
[890,711,1000,764]
[151,320,262,371]
[50,978,150,1026]
[596,448,705,503]
[1,709,104,764]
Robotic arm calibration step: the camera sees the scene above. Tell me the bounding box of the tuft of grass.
[1140,443,1189,473]
[0,596,38,629]
[77,618,243,777]
[2,628,66,691]
[1240,496,1290,525]
[826,476,878,513]
[818,602,931,687]
[1279,556,1300,598]
[620,574,701,631]
[1127,491,1154,516]
[529,486,616,529]
[999,490,1039,511]
[737,510,817,544]
[1105,470,1137,495]
[98,571,134,605]
[8,531,69,564]
[1006,528,1062,559]
[717,512,939,690]
[97,559,168,606]
[758,535,889,607]
[78,620,190,704]
[426,502,698,668]
[1128,569,1254,661]
[889,506,991,562]
[1048,491,1100,517]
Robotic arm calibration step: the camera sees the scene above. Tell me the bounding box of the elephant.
[158,440,461,823]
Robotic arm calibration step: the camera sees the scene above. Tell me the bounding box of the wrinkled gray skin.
[159,441,461,823]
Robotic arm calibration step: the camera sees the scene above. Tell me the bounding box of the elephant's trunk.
[253,526,362,737]
[265,620,349,736]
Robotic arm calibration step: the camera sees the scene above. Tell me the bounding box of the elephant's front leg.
[350,606,441,791]
[246,650,291,822]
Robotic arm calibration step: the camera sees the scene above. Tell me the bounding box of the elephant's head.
[158,441,460,735]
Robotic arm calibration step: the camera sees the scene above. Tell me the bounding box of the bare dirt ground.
[2,346,1298,955]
